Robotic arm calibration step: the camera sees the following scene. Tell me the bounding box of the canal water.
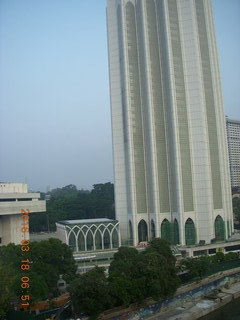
[199,297,240,320]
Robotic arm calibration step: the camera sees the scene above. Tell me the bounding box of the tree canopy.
[180,256,210,280]
[233,197,240,226]
[69,239,179,318]
[0,261,16,319]
[108,239,179,306]
[0,239,77,316]
[69,267,112,319]
[30,182,115,232]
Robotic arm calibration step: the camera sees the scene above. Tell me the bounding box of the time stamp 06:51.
[20,208,31,310]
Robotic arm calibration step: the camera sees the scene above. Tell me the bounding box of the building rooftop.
[0,182,28,193]
[226,117,240,124]
[57,218,117,225]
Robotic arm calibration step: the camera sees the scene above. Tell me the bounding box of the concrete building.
[107,0,233,246]
[226,117,240,188]
[0,182,46,245]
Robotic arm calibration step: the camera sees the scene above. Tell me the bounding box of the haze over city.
[0,0,239,192]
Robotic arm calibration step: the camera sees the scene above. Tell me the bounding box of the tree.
[233,197,240,224]
[108,241,179,306]
[50,184,79,199]
[90,182,115,219]
[145,238,176,265]
[108,247,140,306]
[69,267,112,319]
[211,251,225,263]
[112,246,139,261]
[91,182,114,200]
[181,256,210,279]
[14,272,49,305]
[0,239,77,308]
[143,238,179,299]
[133,252,178,301]
[224,252,239,261]
[0,243,23,269]
[30,182,115,232]
[0,262,16,319]
[29,238,77,293]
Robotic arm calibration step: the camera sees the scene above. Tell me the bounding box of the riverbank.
[100,267,240,320]
[147,280,240,320]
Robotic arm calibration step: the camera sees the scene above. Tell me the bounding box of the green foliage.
[50,184,79,199]
[28,238,77,294]
[0,244,23,316]
[0,239,77,309]
[14,272,49,304]
[180,252,240,283]
[91,183,114,200]
[181,256,210,280]
[134,252,178,301]
[0,262,17,319]
[113,246,139,261]
[146,238,176,265]
[0,243,23,269]
[224,252,239,260]
[211,251,225,263]
[108,240,179,307]
[30,183,115,232]
[233,197,240,224]
[69,267,112,319]
[108,247,140,306]
[144,238,179,298]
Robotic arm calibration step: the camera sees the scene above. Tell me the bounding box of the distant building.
[30,232,59,242]
[0,182,46,245]
[226,117,240,188]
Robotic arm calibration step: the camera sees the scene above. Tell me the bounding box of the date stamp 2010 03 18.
[20,208,31,310]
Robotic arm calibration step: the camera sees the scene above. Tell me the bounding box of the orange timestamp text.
[20,209,31,310]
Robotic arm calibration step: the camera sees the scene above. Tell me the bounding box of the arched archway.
[77,231,85,251]
[215,215,225,241]
[86,231,94,251]
[185,218,196,245]
[95,230,102,250]
[173,219,180,245]
[161,219,171,243]
[151,219,156,239]
[68,232,77,252]
[129,220,133,245]
[103,230,111,249]
[138,219,148,242]
[112,229,119,248]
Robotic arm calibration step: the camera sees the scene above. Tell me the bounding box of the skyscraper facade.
[226,117,240,188]
[107,0,233,246]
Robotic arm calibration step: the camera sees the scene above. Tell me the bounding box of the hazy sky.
[0,0,239,192]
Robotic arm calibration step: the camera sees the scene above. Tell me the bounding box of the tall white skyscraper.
[107,0,233,246]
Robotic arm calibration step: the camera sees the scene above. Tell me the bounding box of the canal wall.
[100,267,240,320]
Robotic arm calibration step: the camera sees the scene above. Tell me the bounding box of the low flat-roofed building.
[0,182,46,245]
[30,232,59,242]
[56,218,121,252]
[56,218,121,273]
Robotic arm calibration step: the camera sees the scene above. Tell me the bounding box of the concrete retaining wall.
[101,268,240,320]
